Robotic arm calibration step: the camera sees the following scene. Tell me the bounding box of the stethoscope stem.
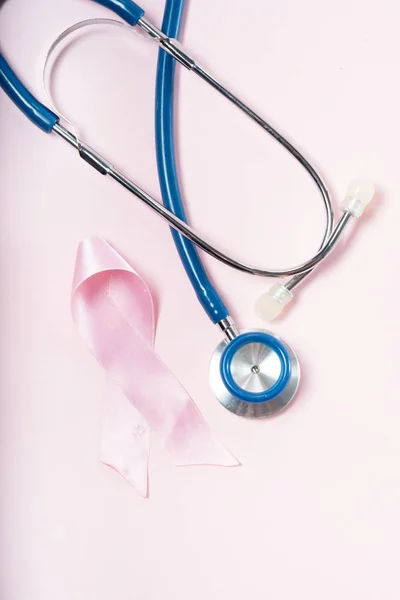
[217,317,239,342]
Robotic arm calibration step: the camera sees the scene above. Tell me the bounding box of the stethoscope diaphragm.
[209,330,300,418]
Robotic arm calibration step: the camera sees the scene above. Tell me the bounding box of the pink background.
[1,0,400,598]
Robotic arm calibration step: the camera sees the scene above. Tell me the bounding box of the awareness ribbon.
[71,237,238,497]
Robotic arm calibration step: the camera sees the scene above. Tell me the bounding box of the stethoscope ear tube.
[0,53,59,133]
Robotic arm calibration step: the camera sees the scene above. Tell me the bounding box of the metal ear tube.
[255,178,375,322]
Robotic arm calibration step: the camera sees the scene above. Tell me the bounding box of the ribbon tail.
[160,389,239,467]
[105,323,239,469]
[99,379,151,497]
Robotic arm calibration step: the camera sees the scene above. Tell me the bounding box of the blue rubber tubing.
[0,53,59,133]
[155,0,229,324]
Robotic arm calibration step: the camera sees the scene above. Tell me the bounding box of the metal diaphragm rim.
[209,329,301,419]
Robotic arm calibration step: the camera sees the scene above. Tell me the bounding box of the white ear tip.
[255,284,293,322]
[346,178,375,204]
[341,178,375,217]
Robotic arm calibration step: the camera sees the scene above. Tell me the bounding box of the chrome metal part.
[136,17,166,42]
[217,316,239,341]
[137,17,195,69]
[209,329,300,418]
[161,38,195,70]
[53,122,80,148]
[53,122,112,174]
[79,144,112,175]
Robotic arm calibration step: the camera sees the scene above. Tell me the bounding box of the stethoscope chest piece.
[209,329,300,418]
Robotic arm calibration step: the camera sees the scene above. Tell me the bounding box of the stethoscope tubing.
[0,0,354,300]
[155,0,229,323]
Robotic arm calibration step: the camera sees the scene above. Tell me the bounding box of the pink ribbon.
[71,237,238,497]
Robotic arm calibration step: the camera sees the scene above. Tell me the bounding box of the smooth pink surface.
[1,1,400,598]
[72,236,237,497]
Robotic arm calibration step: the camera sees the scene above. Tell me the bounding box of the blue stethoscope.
[0,0,374,418]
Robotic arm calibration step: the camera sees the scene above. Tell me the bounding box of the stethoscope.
[0,0,374,418]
